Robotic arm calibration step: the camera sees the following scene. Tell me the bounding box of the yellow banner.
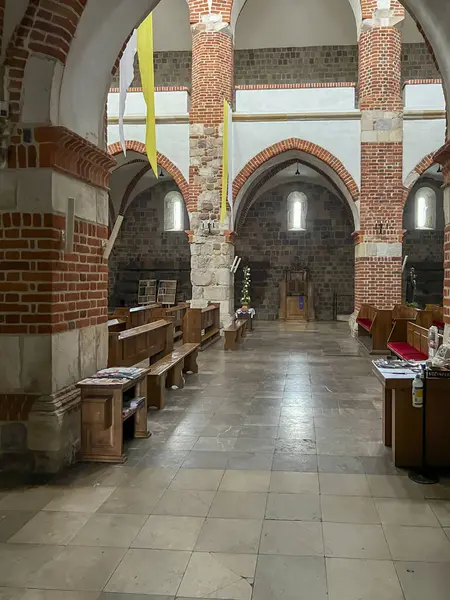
[220,99,230,223]
[137,13,158,178]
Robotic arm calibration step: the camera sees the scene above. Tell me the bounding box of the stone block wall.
[109,43,437,90]
[109,182,192,308]
[235,182,355,321]
[403,180,444,306]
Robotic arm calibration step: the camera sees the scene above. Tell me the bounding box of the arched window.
[287,191,307,231]
[164,191,184,232]
[415,186,437,230]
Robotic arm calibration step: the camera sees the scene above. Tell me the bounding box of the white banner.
[227,103,234,229]
[119,30,138,155]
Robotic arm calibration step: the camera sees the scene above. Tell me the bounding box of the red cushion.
[357,318,373,331]
[388,342,427,361]
[434,321,445,330]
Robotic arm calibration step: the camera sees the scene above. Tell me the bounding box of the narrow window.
[415,186,436,230]
[287,191,307,231]
[164,191,185,231]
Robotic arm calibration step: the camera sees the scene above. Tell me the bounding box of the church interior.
[1,0,450,598]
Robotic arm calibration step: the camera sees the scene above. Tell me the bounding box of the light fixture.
[159,167,164,177]
[295,162,300,176]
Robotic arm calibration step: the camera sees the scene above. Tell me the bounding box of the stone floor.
[1,322,450,600]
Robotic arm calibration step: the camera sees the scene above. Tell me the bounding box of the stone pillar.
[353,3,405,324]
[0,125,114,472]
[188,13,235,326]
[435,142,450,344]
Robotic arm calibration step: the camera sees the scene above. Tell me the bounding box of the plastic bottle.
[412,374,424,408]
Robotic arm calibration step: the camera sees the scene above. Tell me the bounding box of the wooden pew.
[108,318,127,334]
[108,320,174,368]
[183,303,221,350]
[426,304,445,331]
[392,305,433,328]
[111,303,162,329]
[224,319,248,351]
[388,321,443,361]
[356,304,393,354]
[152,303,189,342]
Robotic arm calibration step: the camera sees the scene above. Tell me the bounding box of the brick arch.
[233,139,360,203]
[405,151,437,191]
[108,141,190,208]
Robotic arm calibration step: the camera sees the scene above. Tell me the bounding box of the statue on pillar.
[406,266,417,304]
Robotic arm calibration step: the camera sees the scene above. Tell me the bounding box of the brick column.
[435,142,450,344]
[188,14,235,326]
[0,126,114,472]
[353,4,405,326]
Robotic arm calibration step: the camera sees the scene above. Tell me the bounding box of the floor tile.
[375,498,440,526]
[219,471,270,492]
[0,488,57,512]
[69,513,147,547]
[327,558,404,600]
[192,438,237,452]
[323,522,391,559]
[122,467,178,490]
[271,453,318,472]
[269,472,319,494]
[266,493,321,521]
[29,546,126,591]
[367,476,424,499]
[9,511,90,545]
[97,487,164,515]
[0,591,101,599]
[177,552,256,600]
[132,515,204,550]
[99,594,166,600]
[252,555,327,600]
[43,487,115,513]
[321,495,380,524]
[195,518,262,553]
[153,490,215,517]
[233,438,276,453]
[395,561,450,600]
[104,548,190,595]
[226,452,274,471]
[260,520,323,556]
[430,501,450,526]
[0,544,63,588]
[182,451,230,469]
[383,525,450,561]
[420,482,450,500]
[168,469,224,491]
[239,426,278,438]
[0,511,37,542]
[319,474,371,496]
[209,492,267,519]
[317,455,365,474]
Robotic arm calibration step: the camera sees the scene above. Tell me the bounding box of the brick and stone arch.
[108,141,190,210]
[404,151,437,191]
[233,140,360,232]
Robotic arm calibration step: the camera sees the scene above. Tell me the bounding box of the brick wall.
[403,181,444,306]
[0,213,108,335]
[235,182,355,321]
[109,182,192,308]
[110,52,193,88]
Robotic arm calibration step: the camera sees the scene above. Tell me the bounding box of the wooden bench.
[111,303,162,329]
[224,319,248,351]
[108,318,127,333]
[392,305,433,328]
[183,303,221,350]
[146,343,199,409]
[108,319,174,368]
[356,304,393,354]
[387,321,443,361]
[426,304,445,331]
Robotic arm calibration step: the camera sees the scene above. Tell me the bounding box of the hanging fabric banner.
[207,0,213,12]
[119,30,137,156]
[227,101,234,229]
[137,13,158,177]
[220,99,230,223]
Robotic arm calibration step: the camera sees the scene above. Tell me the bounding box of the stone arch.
[233,139,360,203]
[108,141,190,208]
[404,151,437,193]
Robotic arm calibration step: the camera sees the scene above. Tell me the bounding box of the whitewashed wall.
[108,90,189,117]
[235,87,357,114]
[404,83,445,111]
[403,120,446,182]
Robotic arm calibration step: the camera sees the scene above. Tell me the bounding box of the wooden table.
[373,363,450,468]
[77,369,150,464]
